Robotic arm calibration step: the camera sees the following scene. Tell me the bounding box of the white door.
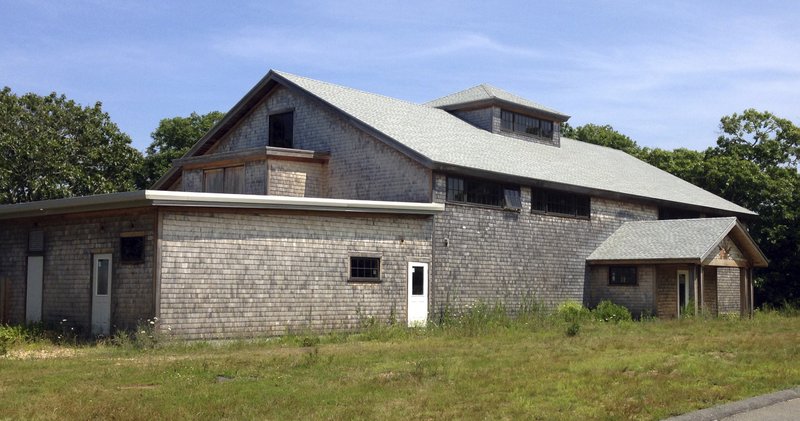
[677,270,689,317]
[25,256,44,323]
[91,254,112,336]
[407,262,428,327]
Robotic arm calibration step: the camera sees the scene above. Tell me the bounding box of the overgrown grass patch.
[1,309,799,420]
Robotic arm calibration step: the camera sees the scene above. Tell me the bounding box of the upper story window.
[269,111,294,148]
[659,207,701,220]
[500,109,554,139]
[447,176,521,210]
[532,188,590,218]
[204,166,244,194]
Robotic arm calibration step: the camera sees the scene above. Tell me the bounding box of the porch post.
[739,268,746,317]
[693,265,699,316]
[699,264,705,316]
[749,267,755,318]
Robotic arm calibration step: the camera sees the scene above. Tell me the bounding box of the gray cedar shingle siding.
[0,224,27,323]
[0,209,155,331]
[587,265,657,316]
[208,85,431,202]
[717,267,741,313]
[158,209,432,339]
[431,173,658,311]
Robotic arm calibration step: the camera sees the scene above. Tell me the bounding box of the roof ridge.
[274,70,428,109]
[479,84,495,99]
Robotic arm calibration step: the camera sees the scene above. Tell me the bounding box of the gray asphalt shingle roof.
[274,71,755,216]
[587,217,738,262]
[424,84,568,118]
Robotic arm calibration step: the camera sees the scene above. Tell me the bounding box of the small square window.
[120,236,145,263]
[269,111,294,148]
[609,266,637,286]
[350,256,380,281]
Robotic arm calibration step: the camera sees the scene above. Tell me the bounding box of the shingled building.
[0,70,767,339]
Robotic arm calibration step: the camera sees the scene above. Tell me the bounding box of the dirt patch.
[4,347,79,360]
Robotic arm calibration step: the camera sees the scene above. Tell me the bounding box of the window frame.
[500,109,555,139]
[446,175,521,210]
[268,110,294,149]
[531,188,591,219]
[608,266,638,286]
[348,254,382,283]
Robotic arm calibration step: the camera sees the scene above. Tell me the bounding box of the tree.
[567,112,800,306]
[0,87,142,204]
[136,111,225,188]
[708,110,800,305]
[562,123,641,156]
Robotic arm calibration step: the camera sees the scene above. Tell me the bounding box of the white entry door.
[91,254,112,336]
[25,256,44,323]
[407,262,428,327]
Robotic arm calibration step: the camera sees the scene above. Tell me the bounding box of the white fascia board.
[0,190,444,219]
[0,191,150,219]
[144,190,444,214]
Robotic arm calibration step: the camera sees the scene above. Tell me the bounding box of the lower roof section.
[0,190,445,220]
[587,217,768,268]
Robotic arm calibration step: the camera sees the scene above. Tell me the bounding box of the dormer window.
[269,111,294,148]
[500,110,554,139]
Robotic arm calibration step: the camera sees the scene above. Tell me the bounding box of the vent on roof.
[28,231,44,253]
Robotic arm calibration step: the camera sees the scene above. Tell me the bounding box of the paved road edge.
[662,386,800,421]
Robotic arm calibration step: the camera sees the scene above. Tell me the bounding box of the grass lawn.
[1,312,799,420]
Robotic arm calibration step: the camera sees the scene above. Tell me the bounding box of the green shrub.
[565,322,580,337]
[556,300,591,323]
[593,300,632,323]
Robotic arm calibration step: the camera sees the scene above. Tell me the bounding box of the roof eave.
[0,191,445,220]
[432,162,756,218]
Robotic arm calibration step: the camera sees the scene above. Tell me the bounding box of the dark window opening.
[447,176,519,209]
[500,109,554,139]
[659,207,701,220]
[532,188,590,218]
[120,236,145,263]
[609,266,637,286]
[350,256,380,281]
[503,188,522,210]
[269,111,294,148]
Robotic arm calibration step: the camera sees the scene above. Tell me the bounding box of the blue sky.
[2,1,799,152]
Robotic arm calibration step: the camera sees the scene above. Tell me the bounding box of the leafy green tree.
[136,111,225,188]
[562,123,641,155]
[568,112,800,306]
[708,110,800,305]
[0,87,142,204]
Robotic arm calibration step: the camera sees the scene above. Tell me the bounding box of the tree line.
[1,87,797,306]
[563,113,800,306]
[0,87,224,203]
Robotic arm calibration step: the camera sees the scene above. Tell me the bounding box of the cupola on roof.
[425,84,570,122]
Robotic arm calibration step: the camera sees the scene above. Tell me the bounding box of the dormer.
[426,84,570,147]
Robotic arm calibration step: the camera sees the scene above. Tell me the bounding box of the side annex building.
[0,71,768,339]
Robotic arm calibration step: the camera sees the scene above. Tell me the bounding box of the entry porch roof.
[587,217,768,268]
